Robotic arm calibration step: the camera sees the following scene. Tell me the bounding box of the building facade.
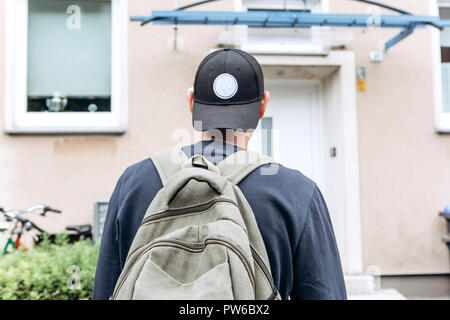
[0,0,449,297]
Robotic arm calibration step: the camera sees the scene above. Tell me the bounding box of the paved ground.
[408,296,450,300]
[348,289,406,300]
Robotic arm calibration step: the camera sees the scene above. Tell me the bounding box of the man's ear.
[259,91,270,119]
[187,88,194,114]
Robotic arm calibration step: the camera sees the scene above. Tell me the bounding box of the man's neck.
[201,129,250,149]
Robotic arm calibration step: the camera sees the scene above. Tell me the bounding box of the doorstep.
[345,274,406,300]
[348,288,406,300]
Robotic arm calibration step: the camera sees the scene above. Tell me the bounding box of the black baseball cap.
[192,48,264,131]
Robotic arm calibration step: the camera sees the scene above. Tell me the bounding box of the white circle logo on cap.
[213,73,238,99]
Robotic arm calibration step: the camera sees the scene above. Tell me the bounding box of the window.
[440,7,450,113]
[28,0,112,113]
[243,0,323,12]
[239,0,329,55]
[5,0,128,133]
[434,2,450,132]
[260,117,273,157]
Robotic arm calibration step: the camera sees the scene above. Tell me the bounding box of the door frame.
[249,79,325,189]
[254,51,362,274]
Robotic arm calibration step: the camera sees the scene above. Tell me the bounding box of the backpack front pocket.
[113,221,257,300]
[133,258,233,300]
[131,241,235,300]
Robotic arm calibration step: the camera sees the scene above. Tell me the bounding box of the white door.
[248,79,325,190]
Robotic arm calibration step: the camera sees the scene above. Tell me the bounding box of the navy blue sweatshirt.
[93,140,346,300]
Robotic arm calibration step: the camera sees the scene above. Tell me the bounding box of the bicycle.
[0,205,92,255]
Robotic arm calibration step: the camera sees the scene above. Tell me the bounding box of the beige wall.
[332,0,450,274]
[0,0,449,274]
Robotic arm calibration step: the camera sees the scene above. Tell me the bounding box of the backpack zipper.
[250,245,279,300]
[140,198,238,226]
[112,237,255,299]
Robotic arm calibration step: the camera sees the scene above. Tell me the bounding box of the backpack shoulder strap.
[150,147,189,186]
[218,149,281,300]
[217,149,279,184]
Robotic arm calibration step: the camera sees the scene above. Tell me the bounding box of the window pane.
[261,117,273,157]
[244,0,321,10]
[442,64,450,113]
[27,0,111,112]
[440,7,450,113]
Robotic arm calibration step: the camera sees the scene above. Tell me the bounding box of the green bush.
[0,233,100,300]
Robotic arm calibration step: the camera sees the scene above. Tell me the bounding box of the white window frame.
[432,0,450,132]
[4,0,128,134]
[237,0,328,12]
[234,0,330,55]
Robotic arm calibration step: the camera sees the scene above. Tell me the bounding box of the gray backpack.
[111,147,281,300]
